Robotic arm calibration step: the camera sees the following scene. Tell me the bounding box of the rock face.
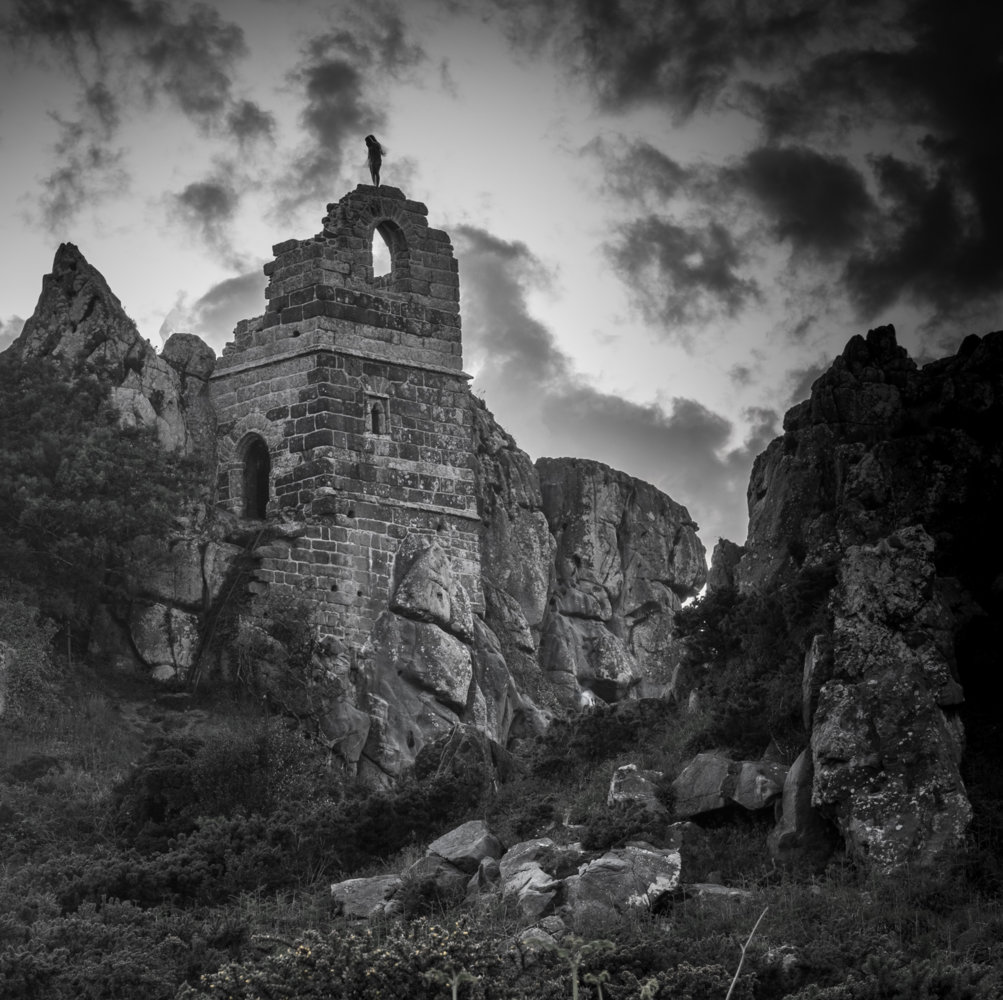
[536,458,706,706]
[731,325,1003,871]
[13,244,215,456]
[810,527,970,870]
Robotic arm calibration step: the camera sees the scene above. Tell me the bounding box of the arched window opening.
[242,437,270,519]
[370,401,385,435]
[372,227,392,278]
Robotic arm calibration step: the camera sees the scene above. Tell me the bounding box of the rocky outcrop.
[12,244,216,456]
[732,325,1003,872]
[536,458,706,706]
[736,325,1003,597]
[810,527,970,870]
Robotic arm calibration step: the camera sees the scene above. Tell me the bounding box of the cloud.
[606,216,760,333]
[726,145,874,259]
[0,315,26,352]
[280,10,426,211]
[137,4,247,131]
[158,270,265,352]
[744,1,1003,322]
[588,136,691,202]
[168,165,243,261]
[3,0,267,224]
[39,111,128,231]
[493,0,829,118]
[456,224,775,545]
[226,99,275,145]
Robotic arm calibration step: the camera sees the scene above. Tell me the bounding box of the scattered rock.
[671,752,786,818]
[564,841,682,918]
[427,819,504,874]
[330,874,402,919]
[608,764,668,821]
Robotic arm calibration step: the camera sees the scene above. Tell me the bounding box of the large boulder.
[671,753,786,818]
[330,875,401,919]
[427,820,504,874]
[498,838,564,919]
[608,764,669,821]
[564,841,681,918]
[767,749,840,871]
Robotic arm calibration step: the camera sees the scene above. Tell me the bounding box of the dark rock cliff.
[729,324,1003,870]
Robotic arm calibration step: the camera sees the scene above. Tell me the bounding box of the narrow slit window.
[370,401,385,435]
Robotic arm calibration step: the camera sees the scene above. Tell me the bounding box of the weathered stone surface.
[729,325,1003,871]
[161,332,216,380]
[468,617,521,744]
[707,538,744,592]
[391,534,475,643]
[498,838,563,919]
[330,874,401,919]
[811,527,971,870]
[201,541,244,605]
[768,749,839,871]
[536,457,706,706]
[608,764,668,820]
[317,699,371,766]
[473,403,555,632]
[128,603,200,680]
[401,854,469,899]
[12,243,215,457]
[564,841,681,918]
[671,752,786,818]
[414,723,521,791]
[366,611,473,714]
[428,819,504,874]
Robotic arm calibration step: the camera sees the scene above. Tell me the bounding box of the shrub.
[0,598,60,723]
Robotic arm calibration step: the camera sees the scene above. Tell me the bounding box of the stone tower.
[210,185,481,647]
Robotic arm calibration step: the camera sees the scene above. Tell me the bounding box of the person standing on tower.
[365,135,384,187]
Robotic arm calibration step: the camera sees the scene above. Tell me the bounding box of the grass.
[1,669,1001,999]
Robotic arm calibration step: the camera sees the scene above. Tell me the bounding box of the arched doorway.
[242,436,270,519]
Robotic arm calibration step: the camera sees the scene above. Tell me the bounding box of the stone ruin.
[211,185,482,650]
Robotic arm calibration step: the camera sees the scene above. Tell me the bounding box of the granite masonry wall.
[210,186,481,648]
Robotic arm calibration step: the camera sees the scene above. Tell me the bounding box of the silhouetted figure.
[365,134,384,187]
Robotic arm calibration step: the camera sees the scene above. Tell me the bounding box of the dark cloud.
[493,0,829,117]
[3,0,266,223]
[607,216,759,332]
[39,112,127,231]
[138,4,246,130]
[281,12,425,210]
[456,224,776,545]
[588,136,690,202]
[0,315,26,353]
[727,145,874,258]
[159,270,266,352]
[168,167,243,260]
[745,1,1003,321]
[4,0,250,129]
[226,99,275,145]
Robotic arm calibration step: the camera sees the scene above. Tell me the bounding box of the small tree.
[0,354,194,639]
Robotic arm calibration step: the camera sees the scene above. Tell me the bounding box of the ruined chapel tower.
[210,185,481,646]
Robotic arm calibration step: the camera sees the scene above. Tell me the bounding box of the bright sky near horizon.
[2,0,1001,553]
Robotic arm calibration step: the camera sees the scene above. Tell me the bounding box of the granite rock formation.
[729,325,1003,870]
[536,457,706,706]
